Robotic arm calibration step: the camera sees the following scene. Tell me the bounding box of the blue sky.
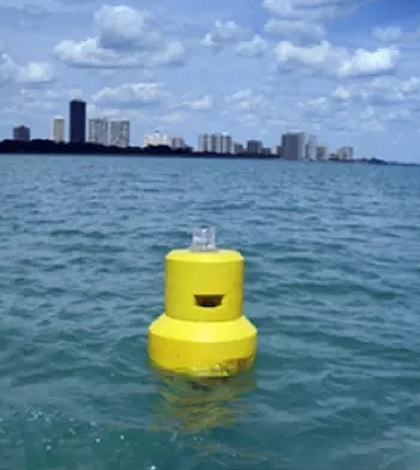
[1,0,420,161]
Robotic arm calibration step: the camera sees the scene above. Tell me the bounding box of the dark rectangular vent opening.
[195,295,224,308]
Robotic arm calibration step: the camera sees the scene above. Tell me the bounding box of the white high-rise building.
[337,146,354,160]
[305,134,317,160]
[52,116,65,143]
[198,133,230,153]
[214,134,223,154]
[221,133,233,154]
[88,118,109,146]
[210,134,217,152]
[110,120,130,148]
[198,134,211,152]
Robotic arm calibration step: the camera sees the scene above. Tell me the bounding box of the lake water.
[0,154,419,470]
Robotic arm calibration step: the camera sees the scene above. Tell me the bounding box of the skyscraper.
[52,116,65,143]
[110,120,130,148]
[88,118,109,146]
[305,134,317,160]
[316,144,329,161]
[210,134,217,153]
[281,131,306,160]
[221,133,233,154]
[13,125,30,141]
[337,146,354,160]
[170,137,186,149]
[247,139,263,155]
[233,142,244,155]
[198,134,210,152]
[69,99,86,143]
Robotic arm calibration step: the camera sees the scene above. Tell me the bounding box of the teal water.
[0,154,420,470]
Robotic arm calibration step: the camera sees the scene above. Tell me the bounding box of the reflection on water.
[150,369,257,433]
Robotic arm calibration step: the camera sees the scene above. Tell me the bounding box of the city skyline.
[10,97,354,160]
[0,1,419,162]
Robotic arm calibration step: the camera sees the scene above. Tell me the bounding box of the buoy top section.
[164,227,244,322]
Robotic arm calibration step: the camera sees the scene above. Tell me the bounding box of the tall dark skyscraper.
[69,99,86,143]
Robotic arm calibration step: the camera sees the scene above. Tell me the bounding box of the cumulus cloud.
[92,82,167,107]
[201,20,249,50]
[275,40,344,68]
[337,47,399,77]
[332,85,352,101]
[264,19,326,42]
[262,0,367,20]
[226,88,267,113]
[94,5,160,51]
[372,26,403,42]
[274,40,400,77]
[17,61,54,85]
[332,75,420,106]
[54,5,185,68]
[0,49,54,88]
[234,35,268,57]
[201,20,267,57]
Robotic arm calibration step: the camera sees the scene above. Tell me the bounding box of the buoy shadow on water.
[149,367,257,434]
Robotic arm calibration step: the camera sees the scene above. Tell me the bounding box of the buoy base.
[148,314,257,378]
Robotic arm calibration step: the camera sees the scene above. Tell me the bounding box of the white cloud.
[226,88,267,114]
[337,47,399,77]
[54,5,185,68]
[234,35,268,57]
[17,61,54,85]
[262,0,367,20]
[54,37,184,68]
[151,41,184,66]
[54,37,135,67]
[275,40,343,67]
[274,40,400,78]
[264,19,326,42]
[332,75,420,106]
[184,95,213,110]
[332,86,352,101]
[372,26,403,42]
[93,5,160,51]
[0,50,54,88]
[201,20,267,58]
[399,76,420,94]
[298,96,329,109]
[92,82,167,107]
[201,20,249,50]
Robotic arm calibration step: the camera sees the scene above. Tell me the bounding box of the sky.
[1,0,420,161]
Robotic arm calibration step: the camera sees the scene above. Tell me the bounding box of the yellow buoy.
[148,227,258,378]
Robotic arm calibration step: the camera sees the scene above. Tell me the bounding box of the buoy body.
[148,232,257,378]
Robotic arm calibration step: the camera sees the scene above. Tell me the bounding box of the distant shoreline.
[0,139,417,167]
